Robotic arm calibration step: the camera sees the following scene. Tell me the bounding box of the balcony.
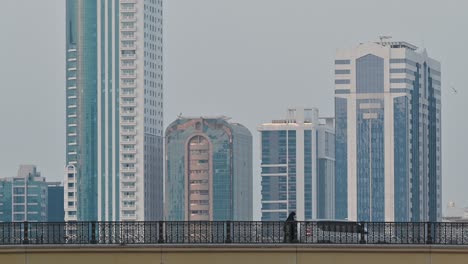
[121,148,137,155]
[121,167,137,173]
[121,101,137,107]
[121,74,137,79]
[121,138,137,145]
[121,63,136,69]
[121,129,136,136]
[121,185,137,192]
[121,16,136,22]
[121,204,137,210]
[67,205,77,211]
[189,144,210,151]
[67,196,77,202]
[121,26,137,32]
[65,215,77,221]
[121,110,136,116]
[122,195,136,201]
[120,119,137,126]
[120,157,137,163]
[190,153,209,160]
[189,164,209,171]
[120,214,137,220]
[121,176,136,182]
[121,54,136,60]
[120,35,136,42]
[120,7,137,13]
[120,82,136,89]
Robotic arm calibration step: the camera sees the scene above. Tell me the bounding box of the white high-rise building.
[259,108,335,221]
[65,0,164,221]
[334,40,442,222]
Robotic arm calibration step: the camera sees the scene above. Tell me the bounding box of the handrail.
[0,221,466,245]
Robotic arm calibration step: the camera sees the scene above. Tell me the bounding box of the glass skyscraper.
[259,108,335,221]
[65,0,164,221]
[334,40,442,222]
[165,117,253,221]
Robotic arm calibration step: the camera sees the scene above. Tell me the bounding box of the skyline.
[0,0,467,221]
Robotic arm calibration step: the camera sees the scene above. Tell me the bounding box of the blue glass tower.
[334,40,442,222]
[259,108,335,221]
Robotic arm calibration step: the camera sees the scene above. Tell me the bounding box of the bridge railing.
[1,221,468,245]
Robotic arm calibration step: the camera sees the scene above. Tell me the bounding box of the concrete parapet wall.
[2,245,468,264]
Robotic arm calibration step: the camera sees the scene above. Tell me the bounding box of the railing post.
[359,222,366,244]
[225,221,232,243]
[23,221,29,245]
[426,222,433,244]
[158,221,164,243]
[90,222,97,244]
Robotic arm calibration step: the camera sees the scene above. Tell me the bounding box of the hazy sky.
[0,0,467,219]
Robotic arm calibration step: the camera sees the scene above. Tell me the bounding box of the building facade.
[165,117,253,221]
[48,183,64,222]
[0,165,48,222]
[259,108,335,221]
[65,0,164,221]
[334,40,442,222]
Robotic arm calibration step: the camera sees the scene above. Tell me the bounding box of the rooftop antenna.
[379,35,392,45]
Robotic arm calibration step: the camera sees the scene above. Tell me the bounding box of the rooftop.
[375,40,418,51]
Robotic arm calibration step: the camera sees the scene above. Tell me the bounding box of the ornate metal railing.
[0,221,468,245]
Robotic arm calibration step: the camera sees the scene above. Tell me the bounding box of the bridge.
[1,221,468,264]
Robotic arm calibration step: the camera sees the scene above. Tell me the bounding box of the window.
[356,54,384,93]
[335,59,350,65]
[13,187,25,195]
[13,196,25,203]
[335,79,350,84]
[14,205,25,212]
[335,69,350,74]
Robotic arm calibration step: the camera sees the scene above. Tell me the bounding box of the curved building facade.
[165,117,253,221]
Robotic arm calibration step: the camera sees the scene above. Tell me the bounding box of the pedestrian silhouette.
[284,212,298,243]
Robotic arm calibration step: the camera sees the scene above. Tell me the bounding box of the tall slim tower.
[334,40,442,222]
[65,0,164,221]
[259,108,335,221]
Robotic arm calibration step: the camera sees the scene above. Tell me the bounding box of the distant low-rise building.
[0,165,63,222]
[443,201,468,222]
[0,165,48,222]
